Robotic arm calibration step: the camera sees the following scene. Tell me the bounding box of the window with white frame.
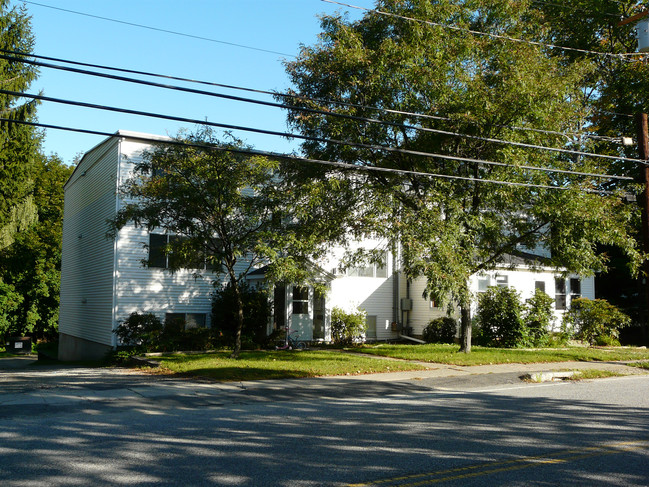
[495,275,508,288]
[555,278,567,310]
[148,233,211,270]
[292,286,309,315]
[343,252,388,278]
[570,278,581,303]
[477,276,490,292]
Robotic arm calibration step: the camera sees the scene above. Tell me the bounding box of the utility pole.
[636,113,649,339]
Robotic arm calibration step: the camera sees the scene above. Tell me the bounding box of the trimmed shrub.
[331,306,367,346]
[211,281,272,349]
[563,298,630,346]
[524,289,554,347]
[115,312,163,351]
[477,286,528,348]
[422,317,457,344]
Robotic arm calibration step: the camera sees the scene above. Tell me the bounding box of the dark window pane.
[535,281,546,293]
[570,278,581,296]
[149,234,167,268]
[555,278,566,294]
[165,313,185,332]
[186,313,206,329]
[293,286,309,301]
[555,295,567,310]
[293,301,309,315]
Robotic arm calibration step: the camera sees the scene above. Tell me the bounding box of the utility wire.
[1,48,623,144]
[322,0,644,58]
[20,0,295,58]
[0,116,623,195]
[6,53,642,165]
[2,89,634,181]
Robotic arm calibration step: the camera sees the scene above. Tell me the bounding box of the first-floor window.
[535,281,546,293]
[555,278,567,310]
[165,313,206,330]
[570,278,581,303]
[292,286,309,315]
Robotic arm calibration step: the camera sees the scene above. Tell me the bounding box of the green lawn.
[147,344,649,382]
[154,349,428,381]
[356,343,649,366]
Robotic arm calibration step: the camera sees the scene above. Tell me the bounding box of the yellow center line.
[346,440,649,487]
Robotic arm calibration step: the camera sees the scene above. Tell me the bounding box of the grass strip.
[153,349,428,381]
[354,343,649,366]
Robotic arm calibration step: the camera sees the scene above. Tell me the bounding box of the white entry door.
[290,285,313,340]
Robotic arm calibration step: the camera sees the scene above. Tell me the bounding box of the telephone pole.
[636,113,649,338]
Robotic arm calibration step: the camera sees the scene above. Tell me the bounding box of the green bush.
[422,317,457,344]
[477,286,528,348]
[211,281,272,349]
[115,312,217,352]
[115,312,163,351]
[524,289,554,347]
[563,298,630,346]
[331,306,367,346]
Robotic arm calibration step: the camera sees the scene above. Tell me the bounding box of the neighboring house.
[58,131,594,360]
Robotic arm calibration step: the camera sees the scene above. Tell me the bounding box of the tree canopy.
[112,128,285,357]
[0,154,72,339]
[280,0,641,351]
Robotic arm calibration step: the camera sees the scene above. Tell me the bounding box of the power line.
[4,48,624,146]
[2,50,641,165]
[20,0,295,58]
[322,0,644,59]
[1,116,623,195]
[3,88,634,182]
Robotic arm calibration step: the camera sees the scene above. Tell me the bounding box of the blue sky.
[20,0,373,164]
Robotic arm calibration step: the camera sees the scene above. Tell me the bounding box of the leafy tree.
[281,0,640,352]
[0,0,41,249]
[212,281,272,349]
[111,128,284,358]
[0,154,71,340]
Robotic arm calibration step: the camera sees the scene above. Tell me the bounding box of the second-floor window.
[344,252,388,278]
[148,233,212,270]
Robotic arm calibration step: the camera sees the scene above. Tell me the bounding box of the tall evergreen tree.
[0,0,41,249]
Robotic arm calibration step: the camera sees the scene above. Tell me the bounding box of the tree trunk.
[227,264,245,359]
[459,305,472,353]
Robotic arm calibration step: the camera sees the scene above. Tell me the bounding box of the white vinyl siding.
[328,250,395,341]
[407,277,449,336]
[59,137,120,346]
[469,269,595,331]
[113,224,217,328]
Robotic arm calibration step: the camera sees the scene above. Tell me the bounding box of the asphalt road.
[1,358,648,486]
